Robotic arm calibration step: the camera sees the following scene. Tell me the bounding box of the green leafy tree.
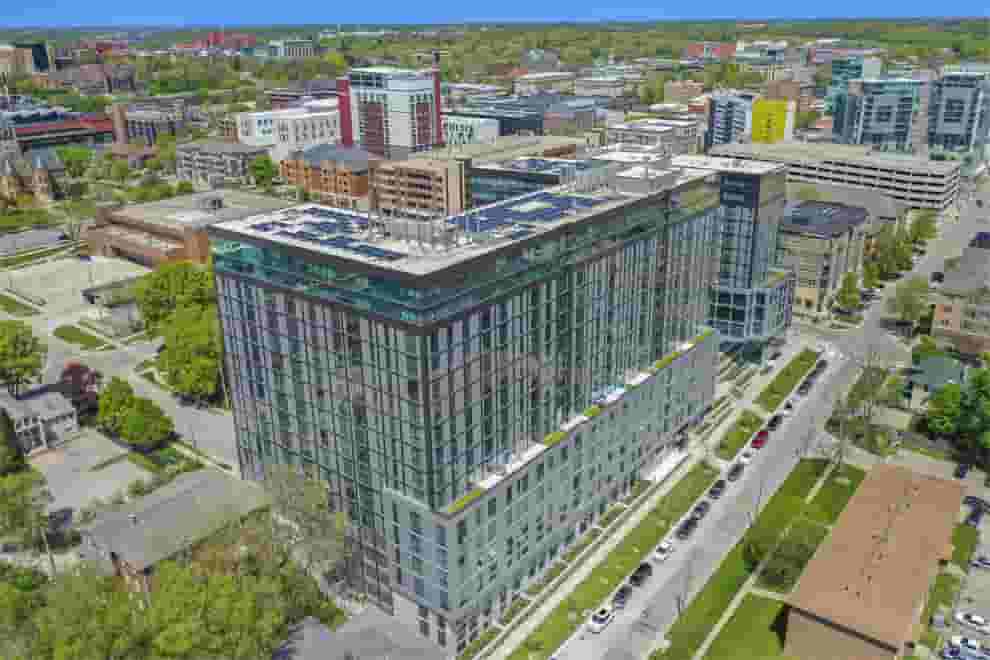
[0,409,25,476]
[134,261,216,330]
[0,321,45,396]
[862,261,881,290]
[120,397,174,449]
[54,146,92,179]
[927,383,963,438]
[97,376,135,436]
[886,276,930,326]
[146,157,163,173]
[155,134,178,172]
[794,111,819,130]
[0,470,55,575]
[176,180,195,195]
[109,160,131,184]
[913,335,945,365]
[250,155,277,188]
[909,209,937,245]
[158,305,222,403]
[835,272,861,311]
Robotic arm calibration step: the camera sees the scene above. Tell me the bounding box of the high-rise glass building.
[672,155,794,350]
[209,163,722,652]
[928,71,990,155]
[705,93,756,149]
[833,79,926,153]
[826,56,883,112]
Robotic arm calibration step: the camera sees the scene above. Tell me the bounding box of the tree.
[155,133,178,172]
[109,160,130,184]
[913,335,945,365]
[134,261,216,330]
[881,373,906,409]
[120,397,173,449]
[794,110,819,130]
[158,305,222,403]
[862,261,880,290]
[926,382,963,438]
[176,180,194,195]
[0,470,55,576]
[0,409,25,476]
[55,199,95,242]
[794,185,822,201]
[146,157,163,173]
[835,272,861,312]
[250,155,277,188]
[909,209,938,245]
[97,376,135,436]
[886,276,930,326]
[54,146,92,179]
[0,321,45,396]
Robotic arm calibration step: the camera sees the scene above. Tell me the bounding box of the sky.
[0,0,986,27]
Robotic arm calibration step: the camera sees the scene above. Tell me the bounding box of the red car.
[751,430,769,449]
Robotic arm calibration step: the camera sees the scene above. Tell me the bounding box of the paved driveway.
[31,430,150,518]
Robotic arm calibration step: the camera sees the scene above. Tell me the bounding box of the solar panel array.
[247,207,403,262]
[972,232,990,249]
[446,191,616,234]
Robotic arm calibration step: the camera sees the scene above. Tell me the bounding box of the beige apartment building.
[932,233,990,356]
[777,201,869,317]
[371,158,467,219]
[663,80,705,104]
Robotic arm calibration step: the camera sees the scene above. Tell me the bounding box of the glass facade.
[212,180,721,645]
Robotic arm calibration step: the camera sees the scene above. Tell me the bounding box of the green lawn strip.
[597,503,626,529]
[755,517,830,594]
[526,562,569,597]
[508,461,719,660]
[715,410,764,461]
[756,349,820,412]
[952,524,979,568]
[702,594,787,660]
[0,292,38,316]
[53,324,108,350]
[653,459,827,660]
[499,596,532,626]
[561,527,601,563]
[459,626,502,660]
[846,367,888,411]
[920,571,962,651]
[88,452,130,471]
[0,244,70,269]
[124,330,155,345]
[804,464,866,525]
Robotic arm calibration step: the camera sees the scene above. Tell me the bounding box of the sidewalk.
[483,446,706,660]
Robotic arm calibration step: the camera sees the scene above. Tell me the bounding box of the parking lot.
[6,255,149,317]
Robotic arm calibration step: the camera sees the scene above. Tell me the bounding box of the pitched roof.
[789,464,963,649]
[273,608,447,660]
[82,469,269,571]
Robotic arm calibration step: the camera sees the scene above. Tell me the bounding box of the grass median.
[804,464,866,525]
[703,594,786,660]
[715,410,764,461]
[0,292,38,316]
[756,349,820,413]
[506,460,719,660]
[53,324,108,350]
[953,524,979,569]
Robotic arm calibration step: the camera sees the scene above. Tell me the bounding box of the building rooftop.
[411,134,585,164]
[670,154,787,176]
[789,464,963,650]
[480,156,603,176]
[111,190,294,230]
[273,608,446,660]
[176,140,270,155]
[0,387,74,422]
[294,144,381,172]
[711,141,962,176]
[781,201,870,238]
[516,71,576,80]
[82,469,270,572]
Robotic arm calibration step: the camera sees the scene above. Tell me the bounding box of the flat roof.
[480,156,602,176]
[789,464,963,649]
[670,154,787,176]
[711,142,961,176]
[112,190,295,230]
[176,140,270,155]
[516,71,576,80]
[781,201,870,237]
[411,134,584,163]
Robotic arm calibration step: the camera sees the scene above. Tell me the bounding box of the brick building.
[279,144,382,210]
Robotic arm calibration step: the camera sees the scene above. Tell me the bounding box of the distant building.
[0,388,77,454]
[265,80,338,110]
[786,464,963,660]
[87,190,292,267]
[112,100,187,146]
[176,140,270,189]
[663,80,705,105]
[682,42,736,61]
[371,158,467,219]
[519,48,560,73]
[448,94,606,138]
[267,38,316,59]
[750,99,796,144]
[777,201,869,316]
[826,55,883,110]
[338,67,444,160]
[606,117,702,155]
[440,115,499,146]
[706,93,756,148]
[574,77,625,99]
[0,120,63,204]
[833,78,928,153]
[37,63,137,96]
[711,142,961,210]
[766,79,815,112]
[279,144,382,210]
[234,100,341,163]
[932,231,990,356]
[513,72,576,96]
[928,70,990,155]
[0,42,54,77]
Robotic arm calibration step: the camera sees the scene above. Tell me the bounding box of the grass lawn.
[0,244,70,269]
[125,330,155,345]
[804,464,866,526]
[507,461,719,660]
[920,571,962,650]
[53,324,108,350]
[953,524,979,569]
[703,594,786,660]
[756,517,830,593]
[847,367,888,411]
[0,292,38,316]
[756,349,820,413]
[716,410,764,461]
[460,626,502,660]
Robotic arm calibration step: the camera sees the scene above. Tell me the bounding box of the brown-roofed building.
[785,464,964,660]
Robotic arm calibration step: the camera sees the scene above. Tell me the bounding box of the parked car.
[738,450,755,465]
[727,463,745,482]
[797,380,813,396]
[690,501,711,521]
[767,415,784,431]
[781,400,795,415]
[751,431,769,449]
[655,541,674,562]
[612,585,632,609]
[955,612,990,634]
[813,359,829,374]
[588,607,615,633]
[629,562,653,587]
[966,507,984,528]
[675,518,698,540]
[971,555,990,570]
[950,636,983,653]
[956,463,973,479]
[769,350,783,362]
[964,495,989,510]
[709,479,727,499]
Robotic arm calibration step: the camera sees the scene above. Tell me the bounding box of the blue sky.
[0,0,984,27]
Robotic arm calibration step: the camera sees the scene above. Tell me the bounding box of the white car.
[738,450,755,465]
[950,636,983,652]
[655,541,674,562]
[588,606,615,633]
[955,611,990,634]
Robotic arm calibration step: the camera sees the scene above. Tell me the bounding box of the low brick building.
[176,140,269,188]
[279,144,382,210]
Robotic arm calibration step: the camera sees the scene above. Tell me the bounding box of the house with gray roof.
[80,469,269,594]
[0,387,77,454]
[274,608,451,660]
[932,233,990,356]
